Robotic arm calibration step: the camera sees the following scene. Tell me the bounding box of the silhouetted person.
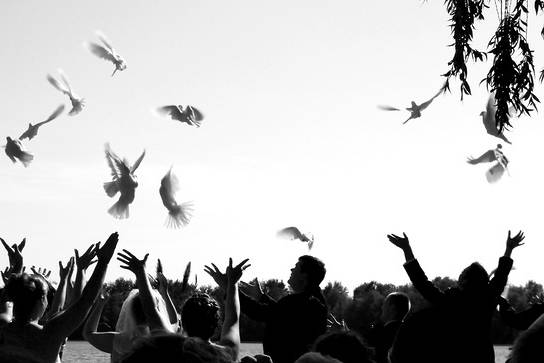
[387,231,524,363]
[509,312,544,363]
[368,292,410,363]
[498,296,544,331]
[313,330,375,363]
[210,255,328,363]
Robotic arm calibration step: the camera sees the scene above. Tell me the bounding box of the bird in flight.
[378,83,446,124]
[47,70,85,116]
[3,137,33,167]
[19,105,65,141]
[103,143,146,219]
[86,31,127,77]
[467,144,509,183]
[277,227,314,250]
[159,167,193,228]
[156,105,204,127]
[480,93,512,144]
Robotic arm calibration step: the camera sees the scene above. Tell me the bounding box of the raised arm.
[387,232,445,305]
[490,230,524,296]
[219,258,250,360]
[72,245,98,304]
[117,249,173,333]
[156,259,179,326]
[46,258,74,319]
[82,291,118,353]
[45,232,118,341]
[1,237,26,275]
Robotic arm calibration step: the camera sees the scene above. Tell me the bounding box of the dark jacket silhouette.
[368,320,402,363]
[240,290,328,363]
[395,256,513,363]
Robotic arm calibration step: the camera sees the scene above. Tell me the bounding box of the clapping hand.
[1,237,26,273]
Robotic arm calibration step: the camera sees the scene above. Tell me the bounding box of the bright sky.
[1,1,544,294]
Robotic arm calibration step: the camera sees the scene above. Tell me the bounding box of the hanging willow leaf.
[442,0,487,99]
[485,1,539,132]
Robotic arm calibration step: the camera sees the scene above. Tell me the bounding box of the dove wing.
[187,106,204,121]
[467,150,496,164]
[104,143,124,180]
[47,75,69,95]
[57,70,73,95]
[277,226,303,240]
[88,42,116,63]
[378,105,401,111]
[157,105,183,120]
[96,31,115,52]
[18,127,32,140]
[131,150,146,173]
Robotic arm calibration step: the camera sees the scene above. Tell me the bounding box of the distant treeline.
[71,277,544,344]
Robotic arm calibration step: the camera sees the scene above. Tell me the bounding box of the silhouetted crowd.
[0,230,542,363]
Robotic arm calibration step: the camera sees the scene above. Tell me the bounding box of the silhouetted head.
[288,255,326,293]
[181,293,220,341]
[313,331,375,363]
[497,143,503,149]
[381,292,411,323]
[458,262,488,293]
[6,273,49,323]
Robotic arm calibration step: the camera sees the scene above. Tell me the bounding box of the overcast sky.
[1,1,544,292]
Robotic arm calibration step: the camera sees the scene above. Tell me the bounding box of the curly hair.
[181,293,221,340]
[6,273,49,322]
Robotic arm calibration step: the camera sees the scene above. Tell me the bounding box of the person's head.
[288,255,326,293]
[313,331,375,363]
[181,293,221,341]
[458,262,488,293]
[5,273,49,322]
[381,292,410,323]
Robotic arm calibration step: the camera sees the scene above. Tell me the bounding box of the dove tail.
[108,200,130,219]
[18,152,34,168]
[165,202,193,228]
[485,163,506,184]
[104,181,119,197]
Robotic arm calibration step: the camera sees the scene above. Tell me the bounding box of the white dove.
[86,31,127,77]
[480,93,512,144]
[19,104,65,141]
[156,105,204,127]
[378,83,445,124]
[103,143,146,219]
[4,137,33,167]
[467,144,509,183]
[47,70,85,116]
[159,168,193,228]
[277,227,314,250]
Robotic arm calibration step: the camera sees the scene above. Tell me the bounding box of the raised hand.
[506,230,525,250]
[75,244,98,271]
[387,233,410,250]
[1,266,12,285]
[1,237,26,273]
[239,279,264,300]
[59,257,75,281]
[226,258,250,285]
[327,312,349,332]
[31,266,52,279]
[117,249,148,276]
[96,232,119,264]
[204,262,227,289]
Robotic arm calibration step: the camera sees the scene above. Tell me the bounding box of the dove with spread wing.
[4,137,33,167]
[378,83,445,124]
[467,144,509,183]
[277,227,314,250]
[86,31,127,77]
[103,143,146,219]
[159,168,193,228]
[480,93,512,144]
[19,105,65,141]
[47,70,85,116]
[156,105,204,127]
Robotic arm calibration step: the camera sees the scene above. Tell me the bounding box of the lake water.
[63,341,510,362]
